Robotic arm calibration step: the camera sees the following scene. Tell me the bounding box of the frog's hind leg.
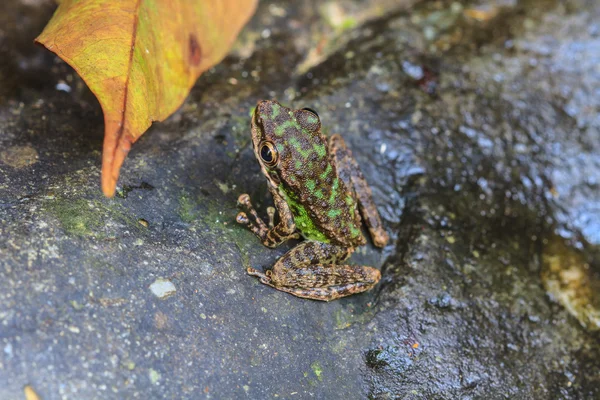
[248,279,377,302]
[328,134,389,248]
[248,242,381,301]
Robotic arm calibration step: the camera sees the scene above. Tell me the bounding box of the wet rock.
[365,345,415,373]
[1,0,599,399]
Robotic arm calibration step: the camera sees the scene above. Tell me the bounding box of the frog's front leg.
[329,134,390,248]
[236,185,300,248]
[248,241,381,301]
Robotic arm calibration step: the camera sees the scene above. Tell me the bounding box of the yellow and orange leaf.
[36,0,257,196]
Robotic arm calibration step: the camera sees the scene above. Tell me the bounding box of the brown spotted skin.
[329,134,390,247]
[237,100,389,301]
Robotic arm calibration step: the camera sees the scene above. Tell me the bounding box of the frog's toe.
[237,194,252,207]
[236,212,250,225]
[247,267,263,276]
[373,231,390,248]
[266,206,276,228]
[247,267,272,284]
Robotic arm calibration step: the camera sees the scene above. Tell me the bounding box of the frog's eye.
[298,107,321,132]
[259,142,278,166]
[302,107,319,118]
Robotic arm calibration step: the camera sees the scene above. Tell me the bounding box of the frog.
[236,100,389,301]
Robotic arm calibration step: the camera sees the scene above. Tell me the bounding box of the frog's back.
[277,132,365,247]
[282,165,365,247]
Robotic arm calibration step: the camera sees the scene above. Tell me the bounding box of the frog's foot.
[237,194,300,248]
[261,242,381,301]
[236,211,267,238]
[246,267,264,277]
[246,267,273,285]
[236,194,269,238]
[271,282,378,302]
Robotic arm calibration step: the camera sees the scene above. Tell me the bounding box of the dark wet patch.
[115,181,155,199]
[0,0,599,398]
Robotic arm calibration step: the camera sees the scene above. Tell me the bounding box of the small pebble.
[149,279,177,299]
[55,82,72,92]
[68,326,80,333]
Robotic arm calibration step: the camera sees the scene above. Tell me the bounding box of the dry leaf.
[36,0,257,196]
[24,385,41,400]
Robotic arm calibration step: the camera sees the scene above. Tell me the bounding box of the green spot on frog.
[320,164,332,180]
[313,143,326,158]
[289,137,313,159]
[271,103,281,118]
[327,209,341,218]
[329,178,339,205]
[281,186,329,242]
[306,179,316,192]
[275,119,301,137]
[349,225,361,238]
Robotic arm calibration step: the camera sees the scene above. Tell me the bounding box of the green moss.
[201,197,235,227]
[330,337,349,354]
[334,309,352,330]
[47,197,141,239]
[179,193,252,267]
[178,193,200,223]
[148,368,161,384]
[333,304,377,331]
[47,198,106,238]
[311,361,323,382]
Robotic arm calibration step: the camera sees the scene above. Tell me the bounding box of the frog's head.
[250,100,322,187]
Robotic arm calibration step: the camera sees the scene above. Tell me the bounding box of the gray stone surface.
[1,0,599,399]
